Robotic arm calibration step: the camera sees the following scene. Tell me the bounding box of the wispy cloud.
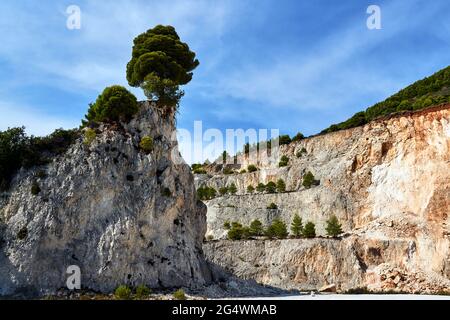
[214,0,447,113]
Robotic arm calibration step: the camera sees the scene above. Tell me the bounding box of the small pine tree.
[227,222,250,240]
[229,183,237,194]
[279,155,289,167]
[247,185,255,193]
[303,222,316,238]
[278,135,292,145]
[265,219,288,239]
[249,219,264,236]
[291,214,303,237]
[325,215,343,237]
[222,151,228,164]
[247,164,258,172]
[292,132,305,142]
[223,221,231,230]
[256,183,266,192]
[265,181,276,193]
[84,86,138,124]
[219,186,228,195]
[302,171,316,189]
[276,179,286,193]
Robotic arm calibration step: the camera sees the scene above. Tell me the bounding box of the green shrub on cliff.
[197,186,217,200]
[291,214,303,237]
[267,202,278,210]
[1,127,79,191]
[276,179,286,192]
[256,183,266,192]
[292,132,305,142]
[296,147,307,158]
[223,167,234,175]
[303,222,316,238]
[135,285,151,299]
[325,215,343,237]
[227,222,250,240]
[193,167,207,174]
[321,66,450,134]
[173,289,187,300]
[115,285,132,300]
[265,219,288,239]
[139,136,154,153]
[228,183,237,194]
[249,219,264,236]
[265,181,276,193]
[278,135,292,145]
[84,86,138,124]
[219,186,228,195]
[0,127,30,191]
[279,155,289,167]
[83,128,96,146]
[302,171,318,189]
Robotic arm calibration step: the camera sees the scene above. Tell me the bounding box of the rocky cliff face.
[0,101,211,297]
[199,104,450,293]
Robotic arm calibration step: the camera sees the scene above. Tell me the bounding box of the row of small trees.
[249,179,286,194]
[197,172,319,200]
[197,183,239,200]
[225,214,343,240]
[197,178,286,201]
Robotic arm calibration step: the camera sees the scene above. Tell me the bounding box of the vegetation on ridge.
[0,127,80,191]
[322,65,450,133]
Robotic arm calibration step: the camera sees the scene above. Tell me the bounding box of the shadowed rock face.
[0,102,211,297]
[198,104,450,293]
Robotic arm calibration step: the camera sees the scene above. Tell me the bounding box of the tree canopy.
[126,25,199,108]
[325,215,343,237]
[0,127,79,191]
[84,85,138,124]
[322,65,450,134]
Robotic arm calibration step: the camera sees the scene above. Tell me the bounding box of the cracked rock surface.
[0,102,211,297]
[199,105,450,293]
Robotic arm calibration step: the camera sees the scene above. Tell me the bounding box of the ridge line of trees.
[222,214,343,241]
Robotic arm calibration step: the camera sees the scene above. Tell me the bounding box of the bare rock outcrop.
[199,104,450,293]
[0,102,211,297]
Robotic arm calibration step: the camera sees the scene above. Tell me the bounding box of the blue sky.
[0,0,449,162]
